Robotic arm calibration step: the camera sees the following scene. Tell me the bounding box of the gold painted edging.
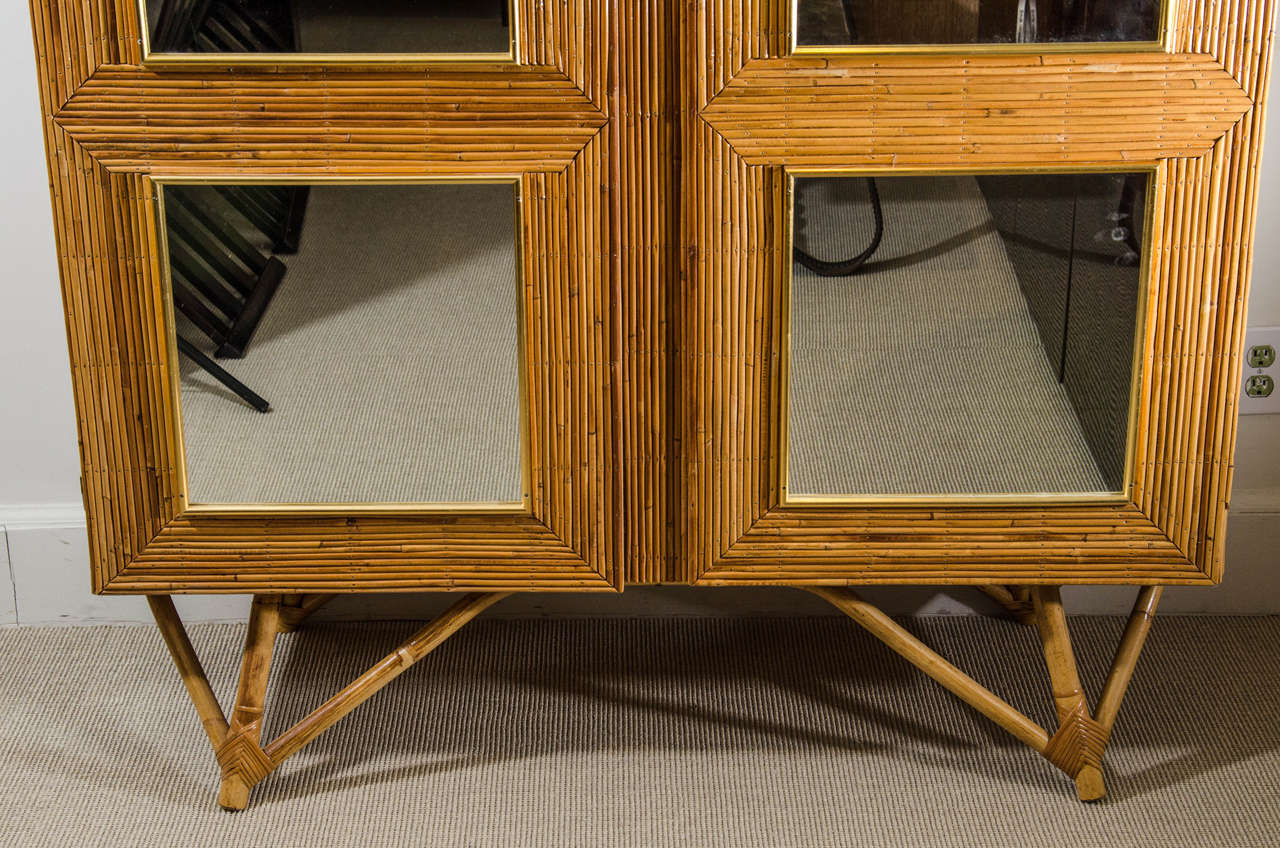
[787,0,1174,56]
[778,163,1158,508]
[153,175,532,517]
[135,0,519,66]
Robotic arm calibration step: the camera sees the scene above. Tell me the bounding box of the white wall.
[1,11,1277,624]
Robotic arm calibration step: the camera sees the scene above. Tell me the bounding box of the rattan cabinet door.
[677,0,1272,586]
[31,0,622,593]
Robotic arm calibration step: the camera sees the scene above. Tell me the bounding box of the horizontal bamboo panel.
[704,55,1251,166]
[109,514,613,593]
[677,0,1275,585]
[54,67,606,174]
[718,504,1198,582]
[27,0,600,105]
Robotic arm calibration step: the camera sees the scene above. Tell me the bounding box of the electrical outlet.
[1247,375,1274,398]
[1249,344,1276,369]
[1241,327,1280,414]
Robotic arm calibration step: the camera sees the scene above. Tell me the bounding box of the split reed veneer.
[29,0,1274,810]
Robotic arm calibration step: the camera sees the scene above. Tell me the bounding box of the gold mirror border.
[134,0,520,65]
[152,176,532,515]
[777,164,1158,508]
[787,0,1176,56]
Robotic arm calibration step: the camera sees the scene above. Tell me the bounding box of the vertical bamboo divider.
[617,0,679,583]
[1193,0,1275,580]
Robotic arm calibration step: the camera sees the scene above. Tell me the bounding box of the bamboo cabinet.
[29,0,1274,809]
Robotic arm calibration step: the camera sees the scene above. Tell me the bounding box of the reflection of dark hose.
[793,178,884,277]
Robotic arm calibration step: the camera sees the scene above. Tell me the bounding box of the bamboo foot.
[216,731,273,809]
[217,595,282,810]
[1031,586,1109,800]
[810,585,1163,801]
[148,591,509,811]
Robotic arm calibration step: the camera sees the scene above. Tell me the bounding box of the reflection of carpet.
[176,184,522,504]
[789,176,1109,496]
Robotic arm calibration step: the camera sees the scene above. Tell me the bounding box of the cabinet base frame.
[810,585,1162,801]
[147,591,509,810]
[148,586,1161,809]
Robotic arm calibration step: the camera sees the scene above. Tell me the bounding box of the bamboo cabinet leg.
[216,595,283,810]
[277,594,336,633]
[1096,586,1163,732]
[146,596,230,749]
[148,591,509,811]
[146,588,1161,806]
[813,585,1164,801]
[976,585,1036,625]
[1030,587,1108,801]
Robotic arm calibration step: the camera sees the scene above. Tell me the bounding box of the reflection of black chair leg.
[278,187,310,254]
[177,336,271,413]
[794,177,885,277]
[839,0,858,42]
[500,0,509,29]
[216,256,286,358]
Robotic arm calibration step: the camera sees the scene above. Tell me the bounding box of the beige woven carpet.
[1,615,1277,846]
[177,184,522,504]
[789,176,1109,496]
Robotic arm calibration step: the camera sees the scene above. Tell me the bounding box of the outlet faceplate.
[1241,327,1280,414]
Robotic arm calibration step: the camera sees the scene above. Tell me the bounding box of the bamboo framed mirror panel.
[31,0,621,594]
[678,0,1273,586]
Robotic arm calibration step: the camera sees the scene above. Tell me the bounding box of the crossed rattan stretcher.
[148,586,1160,810]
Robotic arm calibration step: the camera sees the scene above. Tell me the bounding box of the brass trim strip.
[787,0,1174,56]
[136,0,518,66]
[779,163,1158,508]
[153,175,531,516]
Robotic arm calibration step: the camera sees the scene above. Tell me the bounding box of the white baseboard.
[3,502,1279,625]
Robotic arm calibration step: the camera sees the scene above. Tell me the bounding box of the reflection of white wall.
[1,6,1277,622]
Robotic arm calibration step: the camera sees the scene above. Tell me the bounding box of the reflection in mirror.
[163,182,523,505]
[144,0,511,55]
[796,0,1162,47]
[788,172,1146,498]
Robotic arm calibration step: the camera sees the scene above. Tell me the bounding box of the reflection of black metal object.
[177,335,271,413]
[1116,174,1143,260]
[214,186,309,255]
[152,0,295,52]
[165,187,309,359]
[166,184,310,411]
[794,178,885,277]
